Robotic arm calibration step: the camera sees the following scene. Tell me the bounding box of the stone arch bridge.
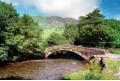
[45,45,106,61]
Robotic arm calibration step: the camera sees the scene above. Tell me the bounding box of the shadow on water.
[0,76,29,80]
[48,51,85,61]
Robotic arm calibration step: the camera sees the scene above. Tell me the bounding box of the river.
[0,59,86,80]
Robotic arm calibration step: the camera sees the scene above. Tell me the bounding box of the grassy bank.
[62,58,120,80]
[111,49,120,54]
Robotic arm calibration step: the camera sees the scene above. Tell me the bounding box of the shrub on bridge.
[47,46,61,53]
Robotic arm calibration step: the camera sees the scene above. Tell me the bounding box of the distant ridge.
[32,16,78,28]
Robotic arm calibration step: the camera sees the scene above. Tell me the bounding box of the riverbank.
[62,54,120,80]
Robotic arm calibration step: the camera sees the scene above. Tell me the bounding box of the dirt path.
[106,54,120,61]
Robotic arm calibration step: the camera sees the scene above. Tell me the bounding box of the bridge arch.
[47,50,86,60]
[45,50,90,61]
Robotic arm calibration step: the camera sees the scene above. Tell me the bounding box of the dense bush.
[46,32,68,47]
[63,24,79,45]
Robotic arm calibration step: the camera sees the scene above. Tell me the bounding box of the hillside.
[32,16,78,29]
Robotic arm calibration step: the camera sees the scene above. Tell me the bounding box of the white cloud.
[0,0,18,6]
[1,0,101,19]
[115,15,120,20]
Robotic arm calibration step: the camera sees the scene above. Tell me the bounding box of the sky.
[1,0,120,20]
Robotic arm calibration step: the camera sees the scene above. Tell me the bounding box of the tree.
[0,1,45,63]
[46,32,68,46]
[79,24,118,48]
[0,1,20,62]
[103,19,120,47]
[104,19,120,31]
[15,14,44,59]
[63,24,79,45]
[0,1,19,44]
[78,9,119,48]
[79,9,104,27]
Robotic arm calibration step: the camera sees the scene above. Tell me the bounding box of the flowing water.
[0,59,86,80]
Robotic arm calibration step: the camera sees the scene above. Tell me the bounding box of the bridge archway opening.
[47,50,85,61]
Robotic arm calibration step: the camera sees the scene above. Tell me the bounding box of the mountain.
[32,16,78,28]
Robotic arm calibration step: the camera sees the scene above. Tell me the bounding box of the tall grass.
[62,71,106,80]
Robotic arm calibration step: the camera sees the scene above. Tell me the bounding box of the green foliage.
[104,19,120,48]
[11,56,20,62]
[0,1,19,62]
[104,19,120,31]
[78,9,119,48]
[79,24,118,48]
[46,46,61,53]
[62,75,70,80]
[16,14,44,58]
[62,72,106,80]
[106,59,120,73]
[111,49,120,54]
[79,9,104,27]
[0,1,44,63]
[0,1,19,44]
[85,72,105,80]
[63,24,79,45]
[46,32,68,46]
[43,27,64,39]
[0,47,8,62]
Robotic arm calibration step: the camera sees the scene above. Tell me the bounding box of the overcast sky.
[1,0,120,20]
